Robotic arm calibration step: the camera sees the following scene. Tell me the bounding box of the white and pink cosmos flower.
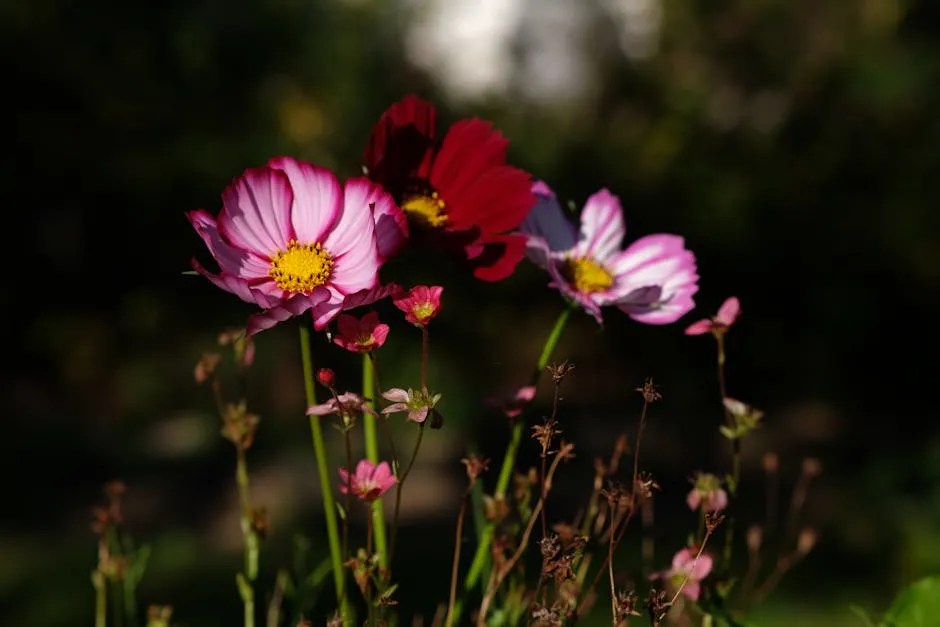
[519,181,699,325]
[188,156,407,336]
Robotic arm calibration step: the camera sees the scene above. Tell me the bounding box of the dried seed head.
[194,352,222,383]
[636,377,662,403]
[548,361,575,384]
[461,455,489,486]
[705,511,726,534]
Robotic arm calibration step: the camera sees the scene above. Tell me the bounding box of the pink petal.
[191,258,280,308]
[322,179,382,294]
[578,189,625,262]
[310,297,344,331]
[269,156,342,244]
[531,180,555,197]
[716,296,741,326]
[347,176,409,262]
[683,582,701,601]
[188,210,271,279]
[381,402,408,414]
[335,314,360,340]
[337,467,351,494]
[246,288,332,336]
[307,400,339,415]
[672,548,694,572]
[354,459,376,481]
[217,165,295,255]
[523,236,554,270]
[684,318,714,335]
[690,553,714,580]
[516,386,537,402]
[372,323,390,346]
[686,490,701,511]
[607,234,686,277]
[341,283,403,311]
[382,388,410,403]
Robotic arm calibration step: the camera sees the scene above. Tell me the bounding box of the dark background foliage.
[3,0,939,625]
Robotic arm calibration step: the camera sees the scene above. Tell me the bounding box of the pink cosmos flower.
[381,388,442,424]
[188,156,405,335]
[338,459,397,502]
[650,547,714,601]
[333,311,390,353]
[306,392,377,418]
[486,385,537,419]
[392,285,443,326]
[519,182,699,325]
[686,473,728,513]
[685,296,741,336]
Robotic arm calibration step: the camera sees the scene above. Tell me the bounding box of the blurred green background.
[4,0,940,625]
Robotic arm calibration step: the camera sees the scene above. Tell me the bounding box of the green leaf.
[881,576,940,627]
[336,502,347,521]
[181,270,198,276]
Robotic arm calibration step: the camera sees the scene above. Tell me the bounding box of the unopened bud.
[747,525,763,552]
[797,528,818,555]
[316,368,335,388]
[762,452,779,473]
[802,458,822,478]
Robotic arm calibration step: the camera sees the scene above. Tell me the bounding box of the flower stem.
[388,423,426,568]
[235,447,259,627]
[362,355,389,569]
[299,325,348,623]
[459,305,574,604]
[93,571,107,627]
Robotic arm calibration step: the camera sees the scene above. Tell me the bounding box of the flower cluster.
[181,95,818,627]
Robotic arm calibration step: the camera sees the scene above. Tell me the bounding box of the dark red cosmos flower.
[364,95,535,281]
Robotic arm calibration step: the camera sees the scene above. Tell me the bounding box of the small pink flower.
[307,392,377,418]
[685,297,741,336]
[486,385,537,419]
[520,182,699,325]
[381,387,442,424]
[650,547,714,601]
[338,459,397,502]
[393,285,443,326]
[333,311,390,353]
[686,473,728,513]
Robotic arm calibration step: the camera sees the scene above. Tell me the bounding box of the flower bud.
[317,368,335,388]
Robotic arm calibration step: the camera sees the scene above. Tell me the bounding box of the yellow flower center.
[563,256,614,293]
[268,240,334,293]
[401,191,448,228]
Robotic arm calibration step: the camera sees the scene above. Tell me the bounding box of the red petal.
[430,118,509,202]
[364,95,437,193]
[446,164,535,234]
[467,233,528,281]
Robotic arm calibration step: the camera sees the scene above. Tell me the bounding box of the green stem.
[457,305,574,617]
[93,571,107,627]
[299,325,348,624]
[235,448,258,627]
[363,355,389,569]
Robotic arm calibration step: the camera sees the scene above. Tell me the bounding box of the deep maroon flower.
[364,95,535,281]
